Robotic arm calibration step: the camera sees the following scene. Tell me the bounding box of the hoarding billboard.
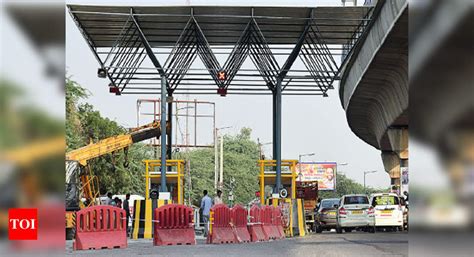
[296,162,337,191]
[401,166,409,194]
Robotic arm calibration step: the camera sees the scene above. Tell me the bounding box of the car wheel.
[344,228,352,233]
[368,226,376,233]
[315,225,323,233]
[336,226,343,234]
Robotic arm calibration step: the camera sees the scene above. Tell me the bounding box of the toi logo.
[8,208,38,240]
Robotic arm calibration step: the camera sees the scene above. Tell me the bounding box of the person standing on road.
[123,193,131,235]
[106,192,114,205]
[214,190,224,205]
[200,190,212,237]
[114,197,122,208]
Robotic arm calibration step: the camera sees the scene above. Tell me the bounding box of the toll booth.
[258,160,297,204]
[144,159,185,204]
[258,160,307,237]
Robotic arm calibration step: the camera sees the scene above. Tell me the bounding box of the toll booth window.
[343,196,369,204]
[373,196,399,206]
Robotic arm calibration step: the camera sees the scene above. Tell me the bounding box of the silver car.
[336,194,376,233]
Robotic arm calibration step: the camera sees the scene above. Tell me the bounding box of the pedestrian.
[115,197,122,208]
[403,191,409,203]
[106,192,114,205]
[200,190,212,237]
[123,193,131,235]
[214,190,224,205]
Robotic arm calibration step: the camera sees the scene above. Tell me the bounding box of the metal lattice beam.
[68,5,374,96]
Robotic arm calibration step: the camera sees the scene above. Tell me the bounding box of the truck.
[296,181,319,233]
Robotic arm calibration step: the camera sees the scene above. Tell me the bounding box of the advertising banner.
[401,166,409,194]
[296,162,337,191]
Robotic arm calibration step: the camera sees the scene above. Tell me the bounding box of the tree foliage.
[1,79,63,149]
[65,77,152,196]
[178,127,260,206]
[319,173,380,199]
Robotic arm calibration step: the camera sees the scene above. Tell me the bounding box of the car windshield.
[321,199,339,209]
[372,195,399,205]
[343,196,369,204]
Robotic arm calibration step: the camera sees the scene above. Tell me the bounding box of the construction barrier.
[153,204,196,246]
[230,205,251,243]
[207,204,237,244]
[131,199,171,239]
[273,206,286,239]
[262,206,280,240]
[247,205,268,242]
[73,205,127,250]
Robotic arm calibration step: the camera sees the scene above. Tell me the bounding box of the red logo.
[8,208,38,240]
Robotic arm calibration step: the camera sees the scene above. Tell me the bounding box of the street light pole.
[364,170,377,193]
[214,128,218,190]
[219,133,224,189]
[215,126,231,190]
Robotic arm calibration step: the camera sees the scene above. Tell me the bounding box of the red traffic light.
[218,70,227,81]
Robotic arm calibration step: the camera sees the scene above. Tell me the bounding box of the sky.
[0,0,447,190]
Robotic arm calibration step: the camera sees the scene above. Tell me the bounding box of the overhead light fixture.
[97,68,107,78]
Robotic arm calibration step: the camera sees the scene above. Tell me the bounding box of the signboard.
[296,162,337,191]
[400,167,409,194]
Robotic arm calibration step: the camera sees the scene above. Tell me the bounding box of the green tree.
[65,77,153,196]
[319,173,381,198]
[179,128,260,206]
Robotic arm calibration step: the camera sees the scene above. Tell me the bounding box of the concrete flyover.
[410,1,474,198]
[338,0,408,188]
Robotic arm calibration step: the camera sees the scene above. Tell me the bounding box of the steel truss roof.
[68,5,373,96]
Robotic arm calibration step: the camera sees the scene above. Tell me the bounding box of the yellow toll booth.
[144,159,185,204]
[258,159,306,237]
[258,159,298,204]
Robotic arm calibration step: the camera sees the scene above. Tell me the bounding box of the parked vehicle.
[314,198,340,233]
[370,193,404,231]
[336,194,375,233]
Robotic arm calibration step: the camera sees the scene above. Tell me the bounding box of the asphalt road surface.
[66,231,408,257]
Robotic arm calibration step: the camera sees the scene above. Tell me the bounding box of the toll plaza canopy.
[68,4,375,195]
[68,5,373,96]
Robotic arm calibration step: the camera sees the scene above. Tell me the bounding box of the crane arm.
[65,121,161,166]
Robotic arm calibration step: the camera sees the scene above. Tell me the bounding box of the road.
[66,231,408,257]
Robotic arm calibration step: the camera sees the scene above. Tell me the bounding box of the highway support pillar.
[167,93,173,172]
[131,10,168,193]
[160,76,168,192]
[381,127,408,194]
[273,79,283,194]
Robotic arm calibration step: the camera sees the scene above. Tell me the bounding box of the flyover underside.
[340,0,408,151]
[338,0,408,188]
[410,3,474,150]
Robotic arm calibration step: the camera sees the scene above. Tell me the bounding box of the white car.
[370,193,404,231]
[336,194,376,233]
